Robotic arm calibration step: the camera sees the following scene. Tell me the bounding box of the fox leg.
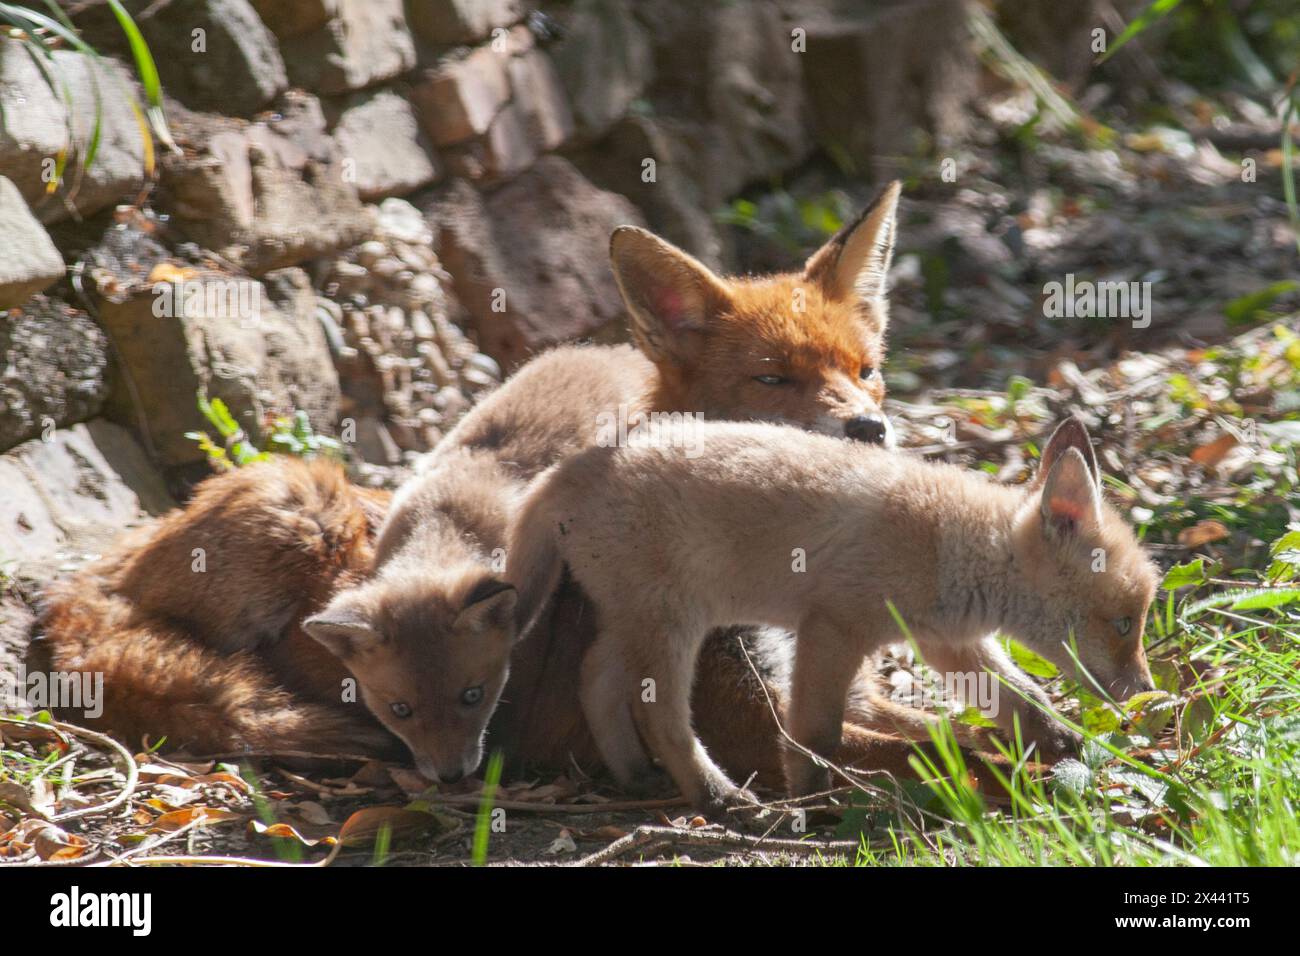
[619,620,749,813]
[783,613,866,798]
[578,629,654,785]
[919,636,1081,758]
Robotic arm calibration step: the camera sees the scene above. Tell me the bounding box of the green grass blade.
[1097,0,1185,64]
[105,0,176,151]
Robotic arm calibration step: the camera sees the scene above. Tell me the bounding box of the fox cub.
[303,181,927,785]
[507,416,1159,811]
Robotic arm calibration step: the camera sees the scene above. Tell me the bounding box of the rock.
[0,40,147,223]
[442,101,538,184]
[413,45,512,147]
[541,0,653,140]
[351,415,403,466]
[425,156,644,369]
[376,197,434,245]
[568,115,722,266]
[328,89,440,200]
[0,296,109,454]
[95,266,340,467]
[280,0,416,95]
[0,178,65,309]
[406,0,525,46]
[250,0,339,37]
[507,49,575,152]
[158,101,371,275]
[801,0,975,174]
[74,0,287,116]
[0,421,173,573]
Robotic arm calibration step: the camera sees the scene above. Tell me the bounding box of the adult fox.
[37,182,999,787]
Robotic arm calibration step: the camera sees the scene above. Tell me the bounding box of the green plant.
[185,393,270,470]
[186,393,343,470]
[0,0,175,199]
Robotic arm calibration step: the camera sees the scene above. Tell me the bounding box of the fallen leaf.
[152,807,242,831]
[250,820,335,847]
[147,262,198,284]
[1190,433,1238,467]
[336,806,444,847]
[294,801,334,826]
[33,824,90,862]
[1178,519,1230,548]
[543,830,577,855]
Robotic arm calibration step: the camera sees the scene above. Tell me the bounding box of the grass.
[841,548,1300,866]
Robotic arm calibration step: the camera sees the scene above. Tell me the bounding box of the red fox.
[506,416,1159,810]
[38,181,985,789]
[36,459,402,757]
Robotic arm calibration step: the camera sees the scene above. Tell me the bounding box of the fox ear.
[454,578,517,636]
[303,603,380,659]
[1032,415,1100,491]
[803,179,900,320]
[1038,447,1102,541]
[609,225,732,365]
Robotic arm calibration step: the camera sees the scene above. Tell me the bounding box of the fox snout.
[415,741,485,786]
[844,413,893,446]
[1108,669,1155,700]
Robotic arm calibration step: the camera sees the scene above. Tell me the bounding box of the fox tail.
[35,582,395,758]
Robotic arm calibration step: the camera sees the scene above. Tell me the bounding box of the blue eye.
[391,702,412,719]
[753,374,787,386]
[460,686,484,707]
[1114,617,1132,636]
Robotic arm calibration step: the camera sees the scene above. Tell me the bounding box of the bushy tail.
[37,581,395,758]
[505,469,566,640]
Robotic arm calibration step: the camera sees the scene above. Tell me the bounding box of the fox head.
[1006,417,1159,700]
[610,181,902,446]
[303,570,517,783]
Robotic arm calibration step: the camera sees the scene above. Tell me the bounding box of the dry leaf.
[1178,519,1230,548]
[147,262,198,284]
[249,820,335,847]
[33,824,89,862]
[294,801,333,826]
[151,807,241,831]
[336,806,442,847]
[1190,433,1238,468]
[543,829,577,855]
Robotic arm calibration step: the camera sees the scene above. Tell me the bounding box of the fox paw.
[1031,724,1084,761]
[695,782,760,818]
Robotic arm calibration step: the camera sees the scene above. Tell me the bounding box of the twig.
[0,717,139,823]
[570,824,860,867]
[420,793,687,814]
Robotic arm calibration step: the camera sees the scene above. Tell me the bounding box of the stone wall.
[0,0,978,576]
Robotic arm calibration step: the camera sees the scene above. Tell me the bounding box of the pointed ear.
[1038,447,1102,541]
[1032,415,1100,491]
[454,578,517,635]
[609,225,732,365]
[803,180,900,316]
[303,599,381,660]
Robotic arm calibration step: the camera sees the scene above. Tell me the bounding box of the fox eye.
[753,374,788,386]
[391,702,413,719]
[460,686,484,707]
[1114,617,1132,636]
[859,366,877,380]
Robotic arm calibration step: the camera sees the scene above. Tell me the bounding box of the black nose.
[845,415,888,444]
[439,769,464,784]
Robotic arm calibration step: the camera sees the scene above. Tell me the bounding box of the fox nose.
[439,768,464,784]
[845,414,889,445]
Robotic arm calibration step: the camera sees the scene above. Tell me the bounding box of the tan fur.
[507,417,1159,811]
[307,182,943,786]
